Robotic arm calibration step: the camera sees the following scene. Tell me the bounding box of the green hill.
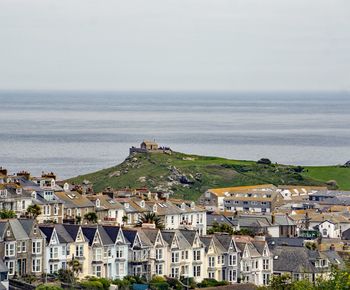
[67,151,350,201]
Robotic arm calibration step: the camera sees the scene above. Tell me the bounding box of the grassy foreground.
[68,151,350,200]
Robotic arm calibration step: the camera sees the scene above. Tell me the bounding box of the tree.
[0,209,16,219]
[137,212,164,229]
[84,212,98,224]
[67,259,82,285]
[122,215,128,223]
[207,222,234,235]
[75,216,82,224]
[26,204,41,219]
[257,158,272,165]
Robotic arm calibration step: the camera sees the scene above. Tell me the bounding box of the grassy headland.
[68,151,350,201]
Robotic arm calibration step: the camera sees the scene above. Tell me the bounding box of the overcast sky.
[0,0,349,91]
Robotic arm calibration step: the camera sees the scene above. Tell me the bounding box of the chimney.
[271,213,275,224]
[0,167,8,176]
[17,171,30,180]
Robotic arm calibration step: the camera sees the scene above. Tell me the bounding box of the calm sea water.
[0,91,349,179]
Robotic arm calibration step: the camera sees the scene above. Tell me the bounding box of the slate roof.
[102,225,122,243]
[123,229,138,245]
[342,228,350,240]
[62,224,81,241]
[39,226,54,243]
[9,219,29,240]
[0,222,7,238]
[272,246,323,273]
[55,191,95,208]
[141,228,160,244]
[214,233,234,250]
[207,213,238,227]
[267,237,305,248]
[18,219,35,236]
[179,229,198,245]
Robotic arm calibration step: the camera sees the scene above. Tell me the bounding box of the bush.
[197,278,228,288]
[36,285,63,290]
[80,280,104,289]
[150,282,169,290]
[257,158,272,165]
[88,277,110,290]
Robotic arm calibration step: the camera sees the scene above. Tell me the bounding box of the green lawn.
[303,166,350,190]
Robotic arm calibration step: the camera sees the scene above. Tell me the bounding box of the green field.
[68,151,350,200]
[303,166,350,190]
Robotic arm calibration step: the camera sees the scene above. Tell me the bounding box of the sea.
[0,91,349,179]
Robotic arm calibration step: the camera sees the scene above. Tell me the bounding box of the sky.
[0,0,349,92]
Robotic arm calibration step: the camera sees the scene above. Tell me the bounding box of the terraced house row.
[0,169,207,235]
[0,218,273,286]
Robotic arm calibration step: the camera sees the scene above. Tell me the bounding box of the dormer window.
[191,202,195,209]
[140,200,145,208]
[153,204,157,213]
[124,203,129,209]
[181,203,185,210]
[96,199,100,208]
[63,183,69,192]
[16,188,22,195]
[51,179,55,188]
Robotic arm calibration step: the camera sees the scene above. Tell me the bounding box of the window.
[156,249,163,260]
[209,272,215,279]
[104,248,112,258]
[116,248,124,258]
[50,247,59,259]
[32,240,42,254]
[93,248,102,261]
[156,264,163,275]
[193,250,201,261]
[5,242,16,257]
[228,270,237,282]
[93,265,102,277]
[228,254,236,266]
[293,273,300,281]
[171,252,179,263]
[217,256,221,264]
[5,261,15,275]
[263,259,269,270]
[116,262,124,276]
[49,263,59,274]
[208,256,215,267]
[193,265,201,277]
[32,258,41,272]
[75,244,84,257]
[171,267,179,278]
[22,200,26,210]
[263,274,270,285]
[44,205,51,216]
[54,205,59,215]
[171,216,174,224]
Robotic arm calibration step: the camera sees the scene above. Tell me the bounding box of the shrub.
[80,280,104,289]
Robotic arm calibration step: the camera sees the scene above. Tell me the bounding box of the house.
[270,245,338,282]
[0,260,8,290]
[55,190,95,224]
[86,194,125,225]
[141,228,169,277]
[102,225,129,279]
[39,224,73,274]
[123,228,152,278]
[235,236,273,286]
[61,224,90,278]
[199,184,280,213]
[213,233,240,284]
[0,219,45,278]
[201,235,226,281]
[141,140,158,151]
[80,225,115,279]
[273,214,297,237]
[317,220,341,239]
